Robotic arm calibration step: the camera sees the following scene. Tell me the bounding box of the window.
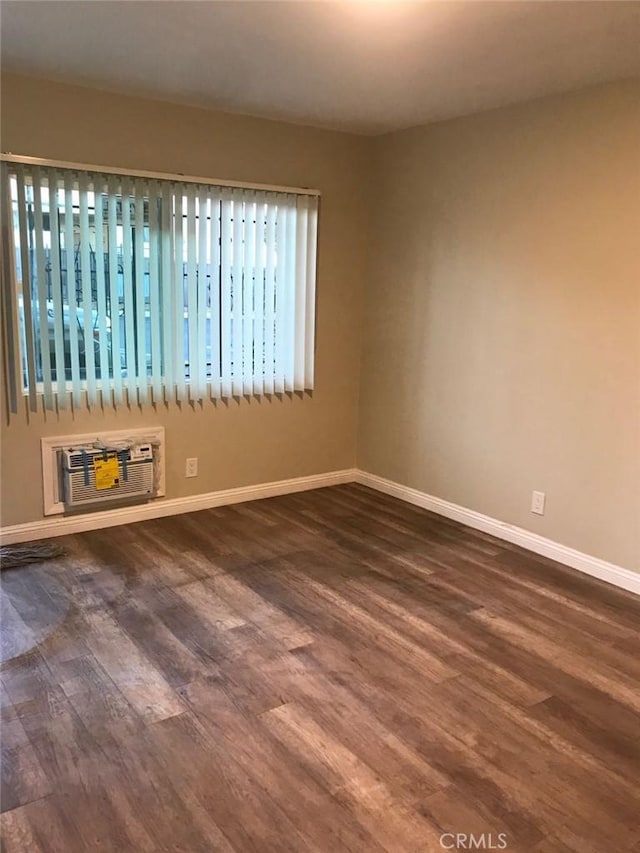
[0,159,318,411]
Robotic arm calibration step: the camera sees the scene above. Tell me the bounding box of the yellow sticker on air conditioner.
[94,454,120,490]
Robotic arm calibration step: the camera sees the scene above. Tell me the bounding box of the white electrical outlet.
[531,490,545,515]
[186,457,198,478]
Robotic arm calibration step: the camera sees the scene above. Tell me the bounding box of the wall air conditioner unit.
[61,444,155,511]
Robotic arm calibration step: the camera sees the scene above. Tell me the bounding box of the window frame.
[1,154,320,413]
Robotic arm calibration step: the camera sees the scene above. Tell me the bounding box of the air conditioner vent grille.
[61,445,155,510]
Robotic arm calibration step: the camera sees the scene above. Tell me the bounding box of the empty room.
[0,1,639,851]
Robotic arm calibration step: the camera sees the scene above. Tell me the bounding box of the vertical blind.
[0,159,319,411]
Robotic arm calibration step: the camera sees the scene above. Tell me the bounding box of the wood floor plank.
[0,796,87,853]
[178,675,385,852]
[528,694,640,787]
[0,802,45,853]
[262,701,445,853]
[173,578,247,632]
[470,608,640,714]
[0,715,51,813]
[1,484,639,852]
[111,595,216,688]
[148,710,313,852]
[82,608,185,723]
[343,574,550,706]
[205,572,314,650]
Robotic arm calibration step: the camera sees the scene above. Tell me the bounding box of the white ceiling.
[2,1,639,135]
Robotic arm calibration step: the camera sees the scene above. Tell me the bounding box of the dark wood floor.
[1,484,639,852]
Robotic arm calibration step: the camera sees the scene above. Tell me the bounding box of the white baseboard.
[2,464,637,597]
[0,468,357,545]
[355,470,640,596]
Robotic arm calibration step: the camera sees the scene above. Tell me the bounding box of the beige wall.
[2,74,638,573]
[358,81,640,571]
[0,73,371,526]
